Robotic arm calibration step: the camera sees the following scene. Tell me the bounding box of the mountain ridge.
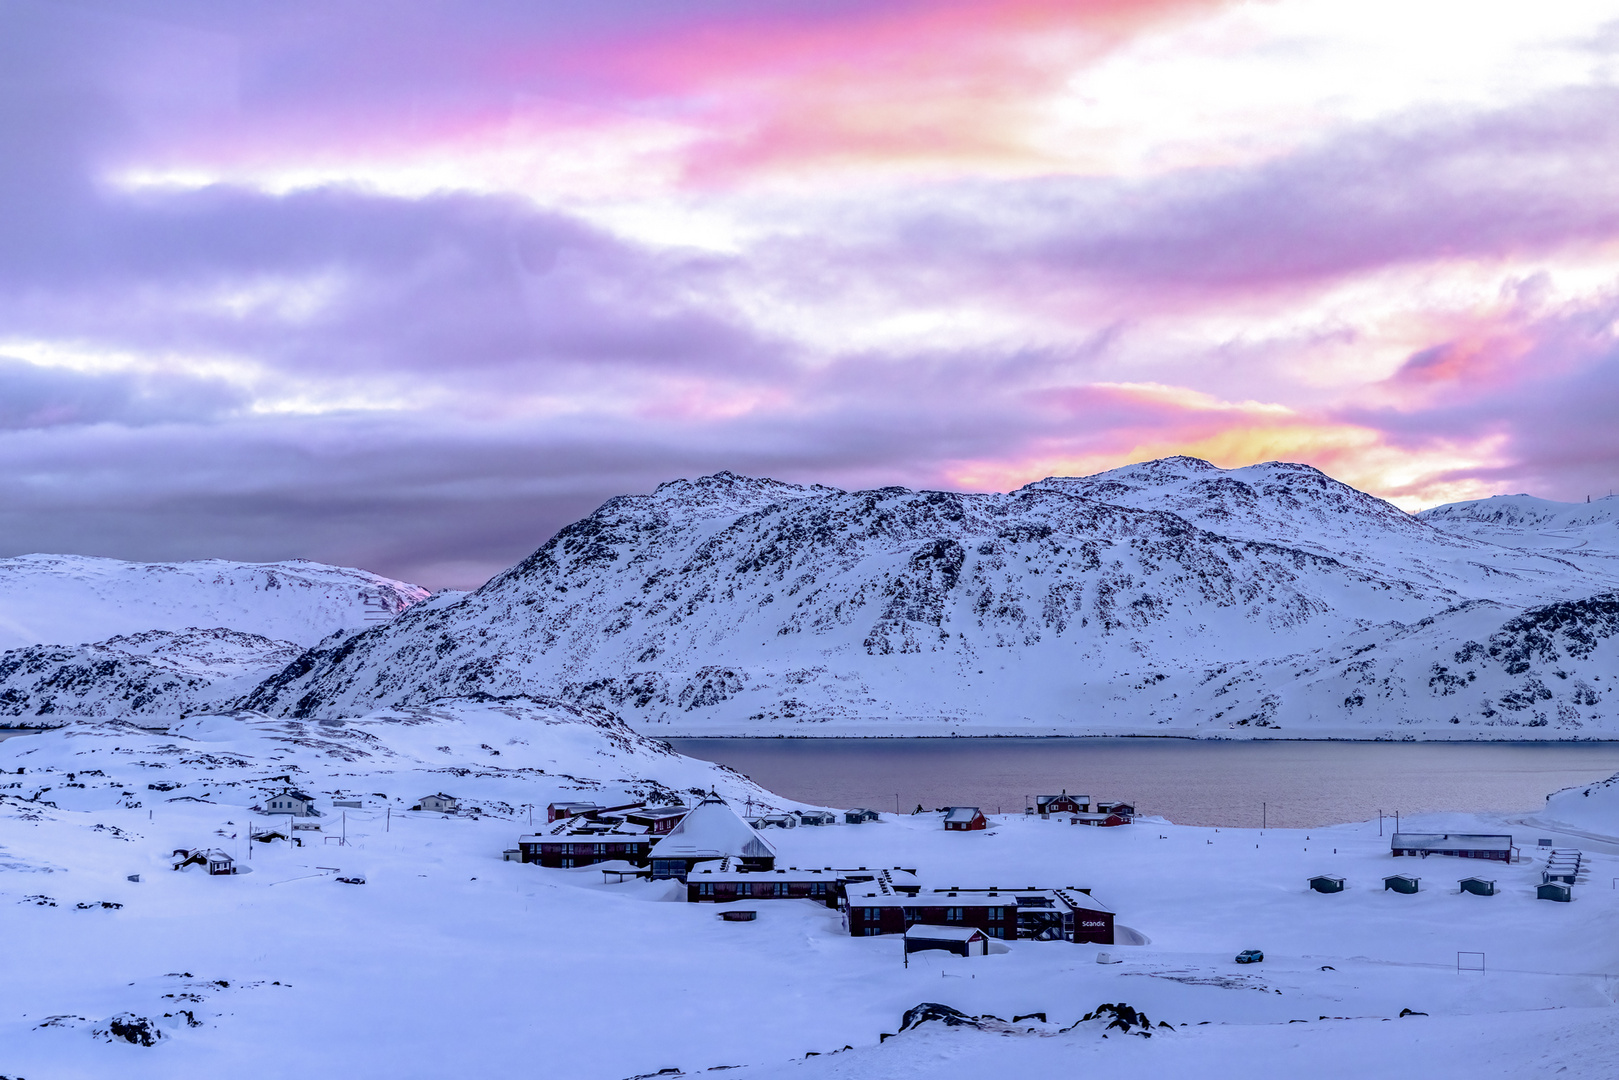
[228,458,1619,736]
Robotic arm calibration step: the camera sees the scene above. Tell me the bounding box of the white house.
[265,789,319,817]
[417,793,459,813]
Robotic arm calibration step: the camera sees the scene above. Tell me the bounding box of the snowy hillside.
[1419,492,1619,558]
[0,629,304,719]
[0,554,430,651]
[0,695,782,819]
[1098,593,1619,737]
[228,463,1619,736]
[1543,769,1619,835]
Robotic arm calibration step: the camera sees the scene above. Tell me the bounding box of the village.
[3,707,1614,1079]
[165,781,1595,964]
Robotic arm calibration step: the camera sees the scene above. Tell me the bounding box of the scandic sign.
[1081,919,1107,927]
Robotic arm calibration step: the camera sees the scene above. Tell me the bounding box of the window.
[863,907,881,921]
[946,907,963,922]
[560,859,573,869]
[737,883,751,897]
[594,843,607,855]
[810,883,827,896]
[773,883,789,897]
[698,883,713,897]
[863,928,882,936]
[988,907,1004,920]
[989,927,1005,939]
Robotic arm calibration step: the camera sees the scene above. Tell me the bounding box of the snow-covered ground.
[2,710,1616,1079]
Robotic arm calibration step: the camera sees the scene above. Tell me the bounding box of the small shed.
[1537,882,1572,903]
[904,924,990,957]
[1459,877,1496,896]
[845,808,881,824]
[417,793,458,814]
[1383,874,1420,894]
[1309,875,1345,894]
[943,807,987,832]
[265,789,319,817]
[796,810,837,826]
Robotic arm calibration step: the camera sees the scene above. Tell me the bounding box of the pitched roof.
[652,796,778,861]
[943,807,983,822]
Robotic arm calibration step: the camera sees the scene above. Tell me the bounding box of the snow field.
[2,714,1618,1078]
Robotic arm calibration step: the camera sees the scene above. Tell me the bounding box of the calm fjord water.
[670,738,1619,828]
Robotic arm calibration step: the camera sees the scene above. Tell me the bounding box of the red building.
[1034,791,1090,815]
[686,866,840,907]
[943,807,987,831]
[518,835,652,868]
[1390,833,1512,863]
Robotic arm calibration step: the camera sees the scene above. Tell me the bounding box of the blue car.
[1235,949,1264,964]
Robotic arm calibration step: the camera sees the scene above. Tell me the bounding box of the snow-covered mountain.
[1418,492,1619,558]
[228,461,1619,736]
[0,629,303,719]
[0,555,430,651]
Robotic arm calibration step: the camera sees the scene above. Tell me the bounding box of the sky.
[3,0,1619,588]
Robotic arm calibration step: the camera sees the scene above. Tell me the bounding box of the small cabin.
[943,807,987,832]
[796,810,837,826]
[1459,877,1496,896]
[1537,882,1572,903]
[1095,801,1136,820]
[752,813,798,830]
[417,793,458,814]
[172,848,236,875]
[265,789,318,817]
[904,925,990,957]
[1035,791,1090,816]
[1309,875,1345,894]
[1070,812,1128,827]
[1383,874,1420,894]
[844,808,881,824]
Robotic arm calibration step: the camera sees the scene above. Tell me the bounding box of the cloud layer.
[2,0,1618,586]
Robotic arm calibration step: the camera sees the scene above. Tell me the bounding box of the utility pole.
[1262,802,1266,832]
[1379,809,1383,836]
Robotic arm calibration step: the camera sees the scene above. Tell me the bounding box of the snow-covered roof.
[423,792,456,801]
[904,925,985,942]
[943,807,982,822]
[272,789,314,802]
[1391,833,1511,851]
[651,796,777,861]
